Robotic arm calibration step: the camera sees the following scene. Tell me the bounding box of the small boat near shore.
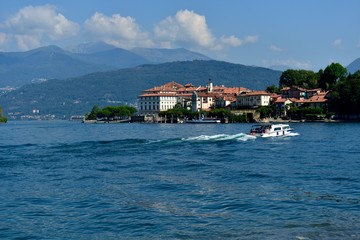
[250,124,293,137]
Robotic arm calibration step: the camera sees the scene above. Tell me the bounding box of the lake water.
[1,121,360,239]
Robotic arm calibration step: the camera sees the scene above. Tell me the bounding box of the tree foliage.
[279,69,319,88]
[329,70,360,114]
[256,106,275,118]
[266,85,281,94]
[318,63,348,90]
[0,106,6,123]
[159,105,248,122]
[158,104,192,118]
[86,105,137,120]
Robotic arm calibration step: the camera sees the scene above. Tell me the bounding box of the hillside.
[0,60,281,119]
[0,43,212,87]
[347,58,360,73]
[131,48,211,63]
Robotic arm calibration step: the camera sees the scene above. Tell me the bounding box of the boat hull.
[252,130,292,138]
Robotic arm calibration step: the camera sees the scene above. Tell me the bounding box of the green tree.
[330,70,360,114]
[0,106,7,123]
[279,69,319,88]
[208,108,231,118]
[266,85,281,94]
[256,106,275,118]
[86,105,137,120]
[87,105,101,120]
[158,104,192,118]
[319,63,348,90]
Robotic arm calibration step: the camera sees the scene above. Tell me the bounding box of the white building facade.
[138,94,178,115]
[236,91,271,108]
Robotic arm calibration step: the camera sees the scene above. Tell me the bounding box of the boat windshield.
[250,125,271,133]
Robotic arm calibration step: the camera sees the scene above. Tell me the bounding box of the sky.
[0,0,359,71]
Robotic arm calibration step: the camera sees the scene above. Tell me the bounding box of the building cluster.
[138,81,329,119]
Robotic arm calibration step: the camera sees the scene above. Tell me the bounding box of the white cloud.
[221,35,258,47]
[15,34,40,50]
[84,12,154,48]
[0,32,7,45]
[265,59,312,70]
[155,9,215,49]
[269,44,284,52]
[154,10,257,51]
[332,39,343,49]
[3,5,79,50]
[0,32,8,51]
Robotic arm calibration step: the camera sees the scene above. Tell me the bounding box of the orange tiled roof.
[274,97,295,103]
[239,91,270,96]
[307,94,327,103]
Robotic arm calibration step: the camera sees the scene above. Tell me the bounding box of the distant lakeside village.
[114,80,329,124]
[133,80,329,123]
[84,63,360,124]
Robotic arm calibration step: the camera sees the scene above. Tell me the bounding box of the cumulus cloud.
[155,9,215,49]
[332,39,343,49]
[84,12,154,48]
[3,5,79,50]
[269,44,284,52]
[154,10,257,51]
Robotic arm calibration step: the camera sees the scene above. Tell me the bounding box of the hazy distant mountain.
[347,58,360,73]
[0,45,112,87]
[0,60,281,118]
[66,42,117,54]
[131,47,211,63]
[269,65,290,72]
[74,48,151,69]
[0,43,212,88]
[0,46,112,87]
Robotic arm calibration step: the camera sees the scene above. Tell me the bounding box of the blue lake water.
[1,121,360,239]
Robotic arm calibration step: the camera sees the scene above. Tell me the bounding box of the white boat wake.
[287,132,300,137]
[182,133,256,142]
[182,132,299,142]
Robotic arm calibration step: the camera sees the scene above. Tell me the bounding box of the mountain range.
[0,42,211,87]
[0,60,282,118]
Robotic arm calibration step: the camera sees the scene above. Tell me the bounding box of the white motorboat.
[250,124,293,137]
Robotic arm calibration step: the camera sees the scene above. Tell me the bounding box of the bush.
[0,117,7,123]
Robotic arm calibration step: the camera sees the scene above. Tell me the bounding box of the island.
[83,105,137,123]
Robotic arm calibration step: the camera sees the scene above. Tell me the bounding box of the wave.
[182,133,256,142]
[288,132,300,137]
[0,133,258,154]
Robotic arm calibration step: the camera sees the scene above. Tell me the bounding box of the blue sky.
[0,0,359,70]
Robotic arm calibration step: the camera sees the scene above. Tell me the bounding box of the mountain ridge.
[0,43,212,87]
